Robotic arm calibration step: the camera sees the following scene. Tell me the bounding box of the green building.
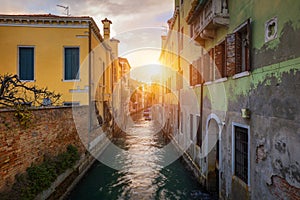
[159,0,300,199]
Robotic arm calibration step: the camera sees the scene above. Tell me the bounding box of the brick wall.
[0,106,86,191]
[268,175,300,200]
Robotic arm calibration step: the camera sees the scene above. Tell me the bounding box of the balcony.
[187,0,229,45]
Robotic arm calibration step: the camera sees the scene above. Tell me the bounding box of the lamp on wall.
[241,108,251,119]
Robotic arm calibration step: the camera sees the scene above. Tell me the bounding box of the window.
[64,47,79,80]
[103,61,106,85]
[189,58,203,86]
[19,47,34,81]
[166,77,171,93]
[180,112,183,133]
[196,115,202,147]
[232,123,250,185]
[190,64,196,86]
[181,0,184,16]
[190,114,193,140]
[179,27,184,51]
[176,69,183,89]
[226,19,251,76]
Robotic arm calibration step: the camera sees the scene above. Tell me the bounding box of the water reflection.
[112,119,164,199]
[67,116,214,200]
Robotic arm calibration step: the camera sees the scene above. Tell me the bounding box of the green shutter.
[19,47,34,80]
[65,48,79,80]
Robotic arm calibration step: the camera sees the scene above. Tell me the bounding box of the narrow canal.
[67,116,214,200]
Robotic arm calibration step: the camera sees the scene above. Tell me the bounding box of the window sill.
[20,80,35,82]
[232,71,250,79]
[190,78,227,87]
[232,175,251,188]
[204,81,213,86]
[189,83,202,88]
[62,79,81,82]
[214,77,228,83]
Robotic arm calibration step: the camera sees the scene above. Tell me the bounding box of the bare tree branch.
[0,74,62,109]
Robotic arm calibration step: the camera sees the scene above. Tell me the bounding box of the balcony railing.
[188,0,229,43]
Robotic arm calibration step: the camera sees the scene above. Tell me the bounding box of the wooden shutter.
[226,32,238,76]
[246,18,251,71]
[197,57,203,84]
[65,48,72,80]
[209,48,214,81]
[226,19,251,76]
[19,47,34,80]
[72,48,79,79]
[235,32,242,74]
[176,70,183,90]
[65,48,79,80]
[192,65,198,85]
[203,53,210,82]
[215,41,225,79]
[190,62,199,86]
[189,64,193,86]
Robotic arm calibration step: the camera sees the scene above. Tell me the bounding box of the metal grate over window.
[196,115,202,147]
[234,126,248,184]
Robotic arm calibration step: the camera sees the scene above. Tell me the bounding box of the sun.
[123,49,164,82]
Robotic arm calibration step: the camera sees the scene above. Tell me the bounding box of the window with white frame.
[19,47,34,81]
[232,123,250,185]
[226,19,251,76]
[64,47,80,80]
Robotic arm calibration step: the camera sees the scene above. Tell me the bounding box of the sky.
[1,0,174,81]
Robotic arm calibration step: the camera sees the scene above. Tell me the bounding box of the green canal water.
[67,118,214,200]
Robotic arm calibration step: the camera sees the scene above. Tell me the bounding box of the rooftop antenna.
[56,4,70,16]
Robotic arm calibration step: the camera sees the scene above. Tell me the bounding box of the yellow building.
[111,57,131,129]
[0,14,118,110]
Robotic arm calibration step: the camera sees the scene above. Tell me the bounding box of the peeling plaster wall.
[219,64,300,199]
[191,1,300,198]
[250,70,300,199]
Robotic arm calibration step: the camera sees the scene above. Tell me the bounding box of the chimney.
[101,18,112,40]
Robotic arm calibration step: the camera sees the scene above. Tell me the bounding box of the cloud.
[1,0,173,28]
[0,0,174,67]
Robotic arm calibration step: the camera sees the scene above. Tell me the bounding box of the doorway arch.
[205,113,223,195]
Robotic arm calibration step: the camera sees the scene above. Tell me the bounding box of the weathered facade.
[112,57,131,130]
[159,0,300,199]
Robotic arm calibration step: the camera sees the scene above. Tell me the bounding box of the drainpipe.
[200,80,204,146]
[120,62,123,129]
[111,55,114,136]
[88,21,92,150]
